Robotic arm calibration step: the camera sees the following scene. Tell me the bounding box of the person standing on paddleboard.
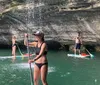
[12,35,17,60]
[74,33,82,55]
[24,31,48,85]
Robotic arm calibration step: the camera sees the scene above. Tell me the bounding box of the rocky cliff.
[0,0,100,46]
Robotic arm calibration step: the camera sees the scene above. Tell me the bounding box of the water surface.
[0,49,100,85]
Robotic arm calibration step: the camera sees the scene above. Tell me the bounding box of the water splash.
[95,79,97,83]
[61,72,71,77]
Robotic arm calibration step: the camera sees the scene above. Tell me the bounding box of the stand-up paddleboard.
[0,53,35,59]
[67,54,90,58]
[0,56,23,59]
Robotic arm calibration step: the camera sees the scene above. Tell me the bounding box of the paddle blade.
[21,54,24,60]
[90,54,94,58]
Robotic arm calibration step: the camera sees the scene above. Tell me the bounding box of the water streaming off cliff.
[0,0,100,45]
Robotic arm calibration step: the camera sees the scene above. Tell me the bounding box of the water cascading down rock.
[0,0,100,50]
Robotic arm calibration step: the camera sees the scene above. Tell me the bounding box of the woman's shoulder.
[42,42,47,47]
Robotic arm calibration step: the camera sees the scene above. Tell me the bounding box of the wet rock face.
[95,46,100,52]
[0,0,100,46]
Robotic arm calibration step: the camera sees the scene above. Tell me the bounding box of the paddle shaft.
[26,37,34,85]
[16,44,23,55]
[85,48,91,55]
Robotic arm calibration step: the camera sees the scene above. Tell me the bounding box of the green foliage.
[12,0,25,3]
[0,13,2,16]
[10,1,19,7]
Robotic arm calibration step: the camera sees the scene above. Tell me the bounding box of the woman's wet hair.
[41,36,44,41]
[38,34,44,42]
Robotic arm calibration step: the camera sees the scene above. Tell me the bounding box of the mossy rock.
[95,46,100,52]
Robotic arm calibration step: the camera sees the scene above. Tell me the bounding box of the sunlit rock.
[0,0,100,48]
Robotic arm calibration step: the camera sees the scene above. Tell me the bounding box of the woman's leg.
[12,46,16,58]
[41,65,48,85]
[12,46,13,55]
[34,64,40,85]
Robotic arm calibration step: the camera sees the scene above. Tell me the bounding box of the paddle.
[85,48,94,58]
[16,44,24,60]
[26,35,34,85]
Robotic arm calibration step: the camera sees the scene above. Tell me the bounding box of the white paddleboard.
[0,56,23,59]
[67,54,90,58]
[0,54,35,59]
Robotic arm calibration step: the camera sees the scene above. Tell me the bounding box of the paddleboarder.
[74,33,82,55]
[24,31,48,85]
[12,35,17,60]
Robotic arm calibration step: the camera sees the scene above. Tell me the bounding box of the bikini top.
[35,42,47,55]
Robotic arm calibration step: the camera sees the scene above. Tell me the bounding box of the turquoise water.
[0,49,100,85]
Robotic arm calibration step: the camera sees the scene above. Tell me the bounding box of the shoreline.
[0,40,100,52]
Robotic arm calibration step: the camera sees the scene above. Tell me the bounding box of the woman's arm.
[24,36,28,46]
[24,33,36,47]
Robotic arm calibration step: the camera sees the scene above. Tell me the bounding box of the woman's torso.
[34,42,48,63]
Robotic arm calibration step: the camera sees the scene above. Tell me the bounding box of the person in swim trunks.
[12,35,17,59]
[74,33,82,55]
[24,31,48,85]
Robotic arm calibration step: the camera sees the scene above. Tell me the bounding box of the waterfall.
[25,0,45,32]
[0,0,100,45]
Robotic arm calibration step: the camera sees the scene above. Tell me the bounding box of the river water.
[0,49,100,85]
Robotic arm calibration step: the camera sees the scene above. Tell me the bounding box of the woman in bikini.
[12,35,17,60]
[24,31,48,85]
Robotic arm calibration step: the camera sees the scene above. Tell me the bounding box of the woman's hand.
[24,33,28,38]
[28,59,35,64]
